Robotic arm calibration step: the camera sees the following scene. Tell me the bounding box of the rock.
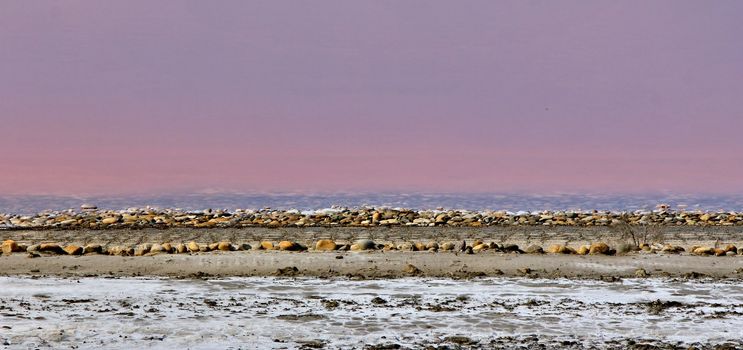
[524,245,544,254]
[382,242,397,251]
[259,241,274,250]
[379,218,399,225]
[107,246,122,256]
[350,239,376,251]
[39,243,65,254]
[589,242,610,255]
[425,241,439,250]
[217,241,233,251]
[187,241,201,252]
[176,243,188,254]
[27,252,41,259]
[207,243,219,251]
[2,240,19,255]
[149,243,164,254]
[26,244,40,252]
[63,245,83,255]
[692,246,715,256]
[83,244,102,254]
[278,241,299,251]
[109,246,133,256]
[724,244,737,253]
[161,243,173,253]
[635,268,649,277]
[134,243,153,256]
[502,244,522,253]
[239,243,252,251]
[661,245,684,254]
[315,239,337,251]
[80,204,97,210]
[413,242,426,251]
[435,213,448,223]
[404,264,422,275]
[440,242,456,251]
[371,297,387,305]
[371,212,381,223]
[199,245,211,252]
[546,244,570,254]
[101,217,119,225]
[397,242,414,251]
[472,243,489,252]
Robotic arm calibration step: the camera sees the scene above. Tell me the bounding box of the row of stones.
[2,239,740,257]
[2,208,743,230]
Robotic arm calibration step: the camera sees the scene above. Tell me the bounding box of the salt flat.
[1,277,742,349]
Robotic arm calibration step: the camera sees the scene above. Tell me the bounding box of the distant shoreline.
[2,207,742,230]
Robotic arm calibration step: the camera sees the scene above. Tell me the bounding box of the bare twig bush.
[611,221,663,246]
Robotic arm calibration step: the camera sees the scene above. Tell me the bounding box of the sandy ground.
[3,226,743,279]
[3,225,743,247]
[3,251,743,279]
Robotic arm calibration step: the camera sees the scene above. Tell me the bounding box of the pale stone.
[315,239,337,251]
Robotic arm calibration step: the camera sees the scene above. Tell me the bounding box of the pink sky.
[1,1,742,195]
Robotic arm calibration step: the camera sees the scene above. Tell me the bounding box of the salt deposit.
[1,277,742,349]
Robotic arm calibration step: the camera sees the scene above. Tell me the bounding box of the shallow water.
[1,277,743,349]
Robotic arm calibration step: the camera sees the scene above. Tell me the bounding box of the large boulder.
[39,243,65,254]
[692,246,715,256]
[472,243,489,252]
[187,241,201,252]
[440,242,456,251]
[175,243,188,254]
[217,241,233,251]
[589,242,610,255]
[2,240,19,255]
[350,239,376,251]
[161,242,173,253]
[524,245,544,254]
[64,245,83,255]
[546,244,570,254]
[134,243,153,256]
[149,243,165,254]
[83,244,103,254]
[278,241,299,251]
[315,239,337,251]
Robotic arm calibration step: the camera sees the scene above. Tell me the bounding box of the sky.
[1,1,742,195]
